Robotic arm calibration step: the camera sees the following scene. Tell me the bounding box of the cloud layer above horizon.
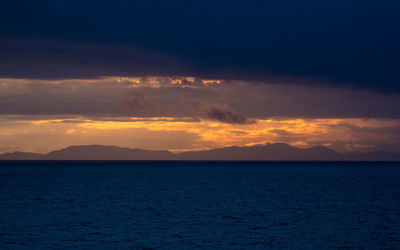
[1,1,399,154]
[1,0,400,92]
[0,77,400,154]
[1,77,400,119]
[1,115,400,155]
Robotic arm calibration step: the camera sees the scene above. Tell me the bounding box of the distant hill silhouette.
[0,151,43,160]
[178,143,400,161]
[0,143,399,161]
[45,145,175,160]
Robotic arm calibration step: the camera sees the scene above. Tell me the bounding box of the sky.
[0,0,400,154]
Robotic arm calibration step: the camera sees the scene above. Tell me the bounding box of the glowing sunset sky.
[1,1,400,154]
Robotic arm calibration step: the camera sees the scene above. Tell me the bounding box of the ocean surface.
[0,162,399,249]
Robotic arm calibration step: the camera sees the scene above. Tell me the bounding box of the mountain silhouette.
[178,143,400,161]
[46,145,175,160]
[0,143,399,161]
[0,151,43,160]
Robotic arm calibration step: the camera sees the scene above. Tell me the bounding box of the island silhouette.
[1,143,399,161]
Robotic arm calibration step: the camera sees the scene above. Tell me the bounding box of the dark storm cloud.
[200,105,256,125]
[0,38,188,79]
[1,0,400,92]
[181,101,255,124]
[121,90,157,111]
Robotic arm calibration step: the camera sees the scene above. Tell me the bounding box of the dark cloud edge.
[1,36,399,95]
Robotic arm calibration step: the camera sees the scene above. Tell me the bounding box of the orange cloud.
[0,116,399,154]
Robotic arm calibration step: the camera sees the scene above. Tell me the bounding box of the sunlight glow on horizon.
[0,116,399,154]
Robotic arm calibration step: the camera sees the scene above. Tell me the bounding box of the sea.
[0,161,399,249]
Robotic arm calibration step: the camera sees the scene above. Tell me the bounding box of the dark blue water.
[1,162,400,249]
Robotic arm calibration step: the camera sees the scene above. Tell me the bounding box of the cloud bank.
[1,1,400,92]
[1,77,400,119]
